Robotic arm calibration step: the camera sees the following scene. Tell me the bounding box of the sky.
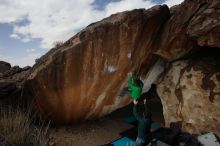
[0,0,184,67]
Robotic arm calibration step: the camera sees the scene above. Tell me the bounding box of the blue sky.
[0,0,183,67]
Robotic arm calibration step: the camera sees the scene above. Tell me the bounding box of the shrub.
[0,106,50,146]
[53,41,64,48]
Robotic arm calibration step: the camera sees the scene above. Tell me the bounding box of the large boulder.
[23,6,170,123]
[157,49,220,136]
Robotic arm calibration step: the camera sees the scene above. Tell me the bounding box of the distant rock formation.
[0,62,31,106]
[1,0,218,136]
[0,61,11,73]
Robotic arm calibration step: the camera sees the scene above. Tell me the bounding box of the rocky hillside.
[1,0,220,135]
[0,61,31,106]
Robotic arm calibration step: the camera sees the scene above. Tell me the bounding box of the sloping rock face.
[0,63,31,106]
[157,49,220,136]
[23,6,170,123]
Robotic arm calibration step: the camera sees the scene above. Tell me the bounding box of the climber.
[133,100,152,146]
[127,76,144,102]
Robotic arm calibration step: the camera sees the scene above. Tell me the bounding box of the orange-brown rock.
[157,49,220,136]
[187,0,220,47]
[155,0,220,61]
[23,6,170,123]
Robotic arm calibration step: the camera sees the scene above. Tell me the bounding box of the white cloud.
[105,0,155,17]
[1,0,103,48]
[0,0,27,23]
[10,33,20,39]
[26,48,36,52]
[163,0,184,7]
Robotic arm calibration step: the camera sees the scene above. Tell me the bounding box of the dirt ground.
[49,116,133,146]
[48,95,164,146]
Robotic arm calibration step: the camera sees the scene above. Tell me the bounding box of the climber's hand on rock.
[133,100,138,105]
[128,72,133,77]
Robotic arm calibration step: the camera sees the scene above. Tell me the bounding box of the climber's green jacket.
[128,76,144,100]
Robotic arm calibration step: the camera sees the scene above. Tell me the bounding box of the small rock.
[48,141,55,146]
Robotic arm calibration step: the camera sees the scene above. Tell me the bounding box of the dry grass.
[0,106,50,146]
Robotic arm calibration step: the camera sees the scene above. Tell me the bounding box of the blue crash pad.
[112,137,135,146]
[151,122,161,131]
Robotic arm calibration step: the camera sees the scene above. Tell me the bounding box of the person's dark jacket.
[133,104,152,142]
